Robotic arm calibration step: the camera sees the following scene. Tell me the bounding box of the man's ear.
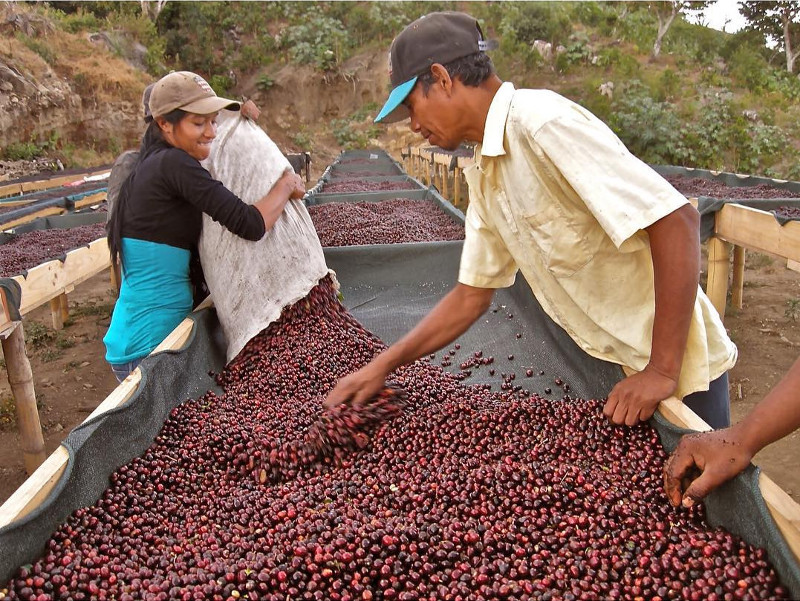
[430,63,453,94]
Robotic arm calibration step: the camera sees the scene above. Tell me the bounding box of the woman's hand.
[254,171,306,231]
[280,170,306,200]
[241,99,261,121]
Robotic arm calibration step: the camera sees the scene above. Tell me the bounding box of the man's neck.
[461,75,504,144]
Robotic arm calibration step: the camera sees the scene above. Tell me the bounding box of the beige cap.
[148,71,241,119]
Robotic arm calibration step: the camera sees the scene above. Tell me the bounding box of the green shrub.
[282,11,351,71]
[16,33,57,64]
[3,141,44,161]
[291,130,313,151]
[728,46,771,93]
[330,117,379,149]
[208,74,234,97]
[608,81,688,165]
[256,74,275,92]
[57,8,101,33]
[234,38,276,72]
[654,69,680,102]
[558,33,593,71]
[499,3,572,47]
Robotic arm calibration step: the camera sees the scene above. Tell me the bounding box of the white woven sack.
[200,112,331,361]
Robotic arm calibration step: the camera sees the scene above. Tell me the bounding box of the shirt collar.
[480,81,515,157]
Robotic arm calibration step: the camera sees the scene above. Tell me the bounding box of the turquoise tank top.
[103,238,193,364]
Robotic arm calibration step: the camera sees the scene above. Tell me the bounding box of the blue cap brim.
[374,77,417,123]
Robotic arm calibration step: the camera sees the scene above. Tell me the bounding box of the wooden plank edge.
[73,192,107,209]
[0,183,24,199]
[16,239,110,315]
[760,473,800,563]
[0,446,70,528]
[715,204,800,261]
[20,170,111,195]
[1,207,66,230]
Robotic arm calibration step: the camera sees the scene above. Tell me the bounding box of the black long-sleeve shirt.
[122,140,265,249]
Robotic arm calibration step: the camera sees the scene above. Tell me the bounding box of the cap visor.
[374,77,417,123]
[182,96,241,115]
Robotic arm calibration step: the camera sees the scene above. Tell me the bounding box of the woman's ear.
[155,116,171,135]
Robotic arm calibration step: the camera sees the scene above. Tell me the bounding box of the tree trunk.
[140,0,167,22]
[653,4,678,58]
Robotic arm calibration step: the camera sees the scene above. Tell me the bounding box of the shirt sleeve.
[458,201,518,289]
[534,113,688,252]
[165,150,266,241]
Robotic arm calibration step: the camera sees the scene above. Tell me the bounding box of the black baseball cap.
[374,12,496,123]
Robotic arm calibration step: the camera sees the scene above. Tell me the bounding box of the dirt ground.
[1,241,799,509]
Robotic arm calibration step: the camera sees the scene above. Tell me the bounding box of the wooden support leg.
[454,168,462,208]
[707,236,732,320]
[441,165,450,199]
[1,324,46,474]
[731,245,745,310]
[60,293,69,323]
[49,297,64,330]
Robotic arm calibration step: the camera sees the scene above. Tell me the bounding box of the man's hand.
[603,365,677,426]
[323,360,391,410]
[663,428,753,507]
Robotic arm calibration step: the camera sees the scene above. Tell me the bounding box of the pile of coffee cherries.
[774,206,800,221]
[308,199,464,246]
[320,180,420,194]
[664,175,800,200]
[0,223,106,277]
[253,385,408,484]
[3,276,789,600]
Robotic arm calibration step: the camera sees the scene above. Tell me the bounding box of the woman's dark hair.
[106,108,187,271]
[417,52,495,94]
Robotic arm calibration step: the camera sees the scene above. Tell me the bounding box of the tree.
[140,0,167,22]
[651,1,713,58]
[740,1,800,74]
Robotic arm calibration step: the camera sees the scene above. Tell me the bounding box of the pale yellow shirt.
[458,82,737,398]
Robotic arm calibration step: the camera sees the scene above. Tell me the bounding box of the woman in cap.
[104,71,305,381]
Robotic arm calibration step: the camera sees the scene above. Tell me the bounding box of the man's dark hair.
[417,52,495,94]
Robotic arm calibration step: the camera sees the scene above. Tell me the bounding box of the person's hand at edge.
[663,427,753,507]
[603,363,677,426]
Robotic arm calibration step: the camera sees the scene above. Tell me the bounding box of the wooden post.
[60,293,69,323]
[441,163,450,199]
[707,236,731,320]
[49,297,64,330]
[731,245,746,310]
[1,323,46,474]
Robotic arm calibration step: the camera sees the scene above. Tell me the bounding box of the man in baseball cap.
[374,11,496,124]
[328,11,737,435]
